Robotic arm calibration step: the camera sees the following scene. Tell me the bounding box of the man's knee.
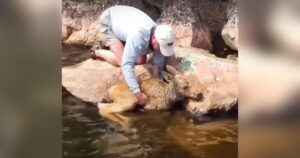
[109,41,124,66]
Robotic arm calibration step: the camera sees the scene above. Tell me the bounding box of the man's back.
[107,5,156,41]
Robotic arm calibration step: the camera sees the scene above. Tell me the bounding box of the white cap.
[154,24,175,56]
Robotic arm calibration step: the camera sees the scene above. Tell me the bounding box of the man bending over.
[91,5,175,106]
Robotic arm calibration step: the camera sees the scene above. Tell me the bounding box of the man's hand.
[135,92,147,107]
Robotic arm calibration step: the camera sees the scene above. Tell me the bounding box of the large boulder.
[157,0,211,50]
[222,0,238,50]
[171,47,238,115]
[62,59,153,103]
[155,0,228,50]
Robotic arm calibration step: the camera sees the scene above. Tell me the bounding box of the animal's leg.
[97,102,134,127]
[112,113,132,127]
[98,105,128,127]
[102,111,131,127]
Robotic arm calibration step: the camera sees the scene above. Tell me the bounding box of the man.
[91,5,175,106]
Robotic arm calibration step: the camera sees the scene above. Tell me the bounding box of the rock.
[62,59,153,103]
[157,0,212,50]
[62,0,229,50]
[222,0,238,50]
[62,0,104,46]
[173,47,238,115]
[157,0,228,50]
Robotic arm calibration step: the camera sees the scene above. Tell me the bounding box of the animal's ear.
[163,71,172,83]
[165,65,178,76]
[137,71,152,81]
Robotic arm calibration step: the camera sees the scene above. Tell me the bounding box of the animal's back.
[140,78,169,110]
[109,83,136,104]
[108,77,169,110]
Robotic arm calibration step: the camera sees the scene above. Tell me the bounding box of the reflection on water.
[62,45,238,158]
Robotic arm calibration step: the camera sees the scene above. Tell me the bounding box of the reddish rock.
[157,0,229,50]
[173,47,238,115]
[157,0,211,50]
[162,24,212,50]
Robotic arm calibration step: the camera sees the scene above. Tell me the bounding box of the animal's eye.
[183,85,188,89]
[95,46,100,49]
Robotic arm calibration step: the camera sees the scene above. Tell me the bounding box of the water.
[62,44,238,158]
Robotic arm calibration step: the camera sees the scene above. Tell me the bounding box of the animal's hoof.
[121,119,133,129]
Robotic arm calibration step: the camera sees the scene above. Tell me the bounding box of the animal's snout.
[195,92,203,101]
[90,45,100,53]
[197,93,202,99]
[89,47,97,59]
[89,48,94,53]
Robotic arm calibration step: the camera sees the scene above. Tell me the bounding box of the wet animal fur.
[97,66,202,127]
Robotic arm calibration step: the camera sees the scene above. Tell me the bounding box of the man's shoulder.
[127,27,151,42]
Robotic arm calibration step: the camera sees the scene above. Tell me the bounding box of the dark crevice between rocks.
[119,0,162,21]
[211,30,238,59]
[140,0,162,21]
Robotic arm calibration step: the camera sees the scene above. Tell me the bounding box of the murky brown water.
[62,44,238,158]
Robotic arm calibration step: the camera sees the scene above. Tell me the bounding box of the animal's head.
[164,65,202,101]
[89,45,101,59]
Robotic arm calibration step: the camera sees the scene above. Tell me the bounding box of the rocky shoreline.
[61,0,238,116]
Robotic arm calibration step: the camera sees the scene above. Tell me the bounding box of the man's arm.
[121,34,148,106]
[121,36,142,94]
[152,51,165,80]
